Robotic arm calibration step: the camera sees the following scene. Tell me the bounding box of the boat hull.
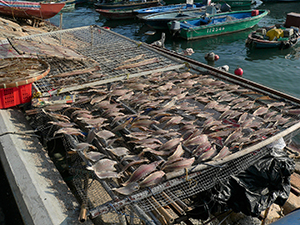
[246,30,300,49]
[94,0,161,10]
[96,8,136,19]
[172,10,269,40]
[141,8,207,30]
[0,1,65,20]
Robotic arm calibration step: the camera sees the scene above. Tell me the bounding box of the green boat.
[168,9,269,40]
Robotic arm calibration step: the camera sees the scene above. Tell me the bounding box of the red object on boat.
[0,0,65,20]
[251,10,259,17]
[234,67,243,76]
[214,54,219,61]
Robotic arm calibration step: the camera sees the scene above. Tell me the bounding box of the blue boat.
[246,24,300,49]
[133,2,205,16]
[140,5,226,30]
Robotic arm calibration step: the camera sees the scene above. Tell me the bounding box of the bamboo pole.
[150,196,175,225]
[161,192,185,215]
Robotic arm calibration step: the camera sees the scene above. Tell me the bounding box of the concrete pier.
[0,108,90,225]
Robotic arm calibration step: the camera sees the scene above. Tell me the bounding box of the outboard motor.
[220,3,231,12]
[170,21,181,36]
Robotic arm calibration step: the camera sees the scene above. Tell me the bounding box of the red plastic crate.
[0,83,32,109]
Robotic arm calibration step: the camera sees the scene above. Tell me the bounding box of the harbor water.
[50,2,300,99]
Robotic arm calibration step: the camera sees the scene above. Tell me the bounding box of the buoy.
[103,26,110,30]
[234,67,243,76]
[214,54,219,61]
[204,52,216,61]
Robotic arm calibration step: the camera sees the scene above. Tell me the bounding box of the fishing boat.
[140,5,226,30]
[168,9,269,40]
[214,0,253,8]
[94,0,162,10]
[96,7,138,19]
[0,0,65,20]
[133,2,206,16]
[245,23,300,49]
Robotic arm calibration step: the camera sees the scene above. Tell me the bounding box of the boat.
[133,2,206,16]
[214,0,253,8]
[94,0,162,10]
[140,5,226,30]
[96,7,139,19]
[245,22,300,49]
[0,0,65,20]
[60,0,76,11]
[168,9,269,40]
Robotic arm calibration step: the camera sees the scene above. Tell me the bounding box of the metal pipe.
[150,196,175,225]
[161,191,185,215]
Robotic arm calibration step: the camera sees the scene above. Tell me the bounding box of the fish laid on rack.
[162,157,195,173]
[71,142,97,151]
[88,158,118,172]
[122,160,163,186]
[112,182,139,195]
[54,127,85,137]
[113,58,160,70]
[85,151,106,162]
[48,121,76,128]
[139,171,165,188]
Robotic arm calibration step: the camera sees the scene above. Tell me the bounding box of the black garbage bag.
[217,145,295,217]
[187,140,295,220]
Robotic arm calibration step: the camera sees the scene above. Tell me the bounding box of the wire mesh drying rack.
[12,25,300,224]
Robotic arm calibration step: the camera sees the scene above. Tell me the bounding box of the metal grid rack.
[7,26,185,96]
[21,26,300,224]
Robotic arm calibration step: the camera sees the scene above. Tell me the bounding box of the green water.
[50,2,300,98]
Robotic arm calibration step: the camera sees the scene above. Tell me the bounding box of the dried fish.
[107,147,129,157]
[116,91,134,102]
[223,129,243,146]
[122,54,145,64]
[168,143,184,162]
[162,157,195,172]
[121,159,150,172]
[163,116,183,128]
[122,160,163,186]
[54,127,85,137]
[197,145,217,162]
[85,151,106,162]
[253,107,269,116]
[213,146,231,160]
[52,66,101,78]
[184,134,208,147]
[48,121,76,128]
[114,57,159,70]
[90,95,107,105]
[96,130,115,140]
[112,117,133,132]
[159,137,183,151]
[139,171,165,188]
[44,103,70,112]
[265,102,285,109]
[237,112,248,124]
[88,158,117,172]
[131,119,159,129]
[71,142,97,151]
[95,171,121,179]
[112,182,139,195]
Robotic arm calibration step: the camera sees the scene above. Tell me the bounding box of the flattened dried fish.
[85,151,106,162]
[96,130,115,140]
[159,137,183,151]
[48,121,76,128]
[72,142,97,151]
[95,171,121,179]
[122,54,145,64]
[139,171,165,188]
[253,107,268,116]
[114,58,159,70]
[122,160,163,186]
[54,127,85,137]
[90,95,107,105]
[197,145,217,162]
[108,147,129,157]
[89,158,117,172]
[113,182,139,195]
[168,143,184,162]
[162,157,195,172]
[223,129,243,146]
[213,146,231,160]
